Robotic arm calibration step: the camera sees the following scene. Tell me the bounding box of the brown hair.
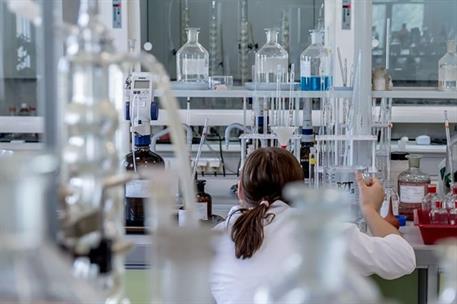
[231,147,304,259]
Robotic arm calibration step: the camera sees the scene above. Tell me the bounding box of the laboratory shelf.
[170,87,353,99]
[372,87,457,99]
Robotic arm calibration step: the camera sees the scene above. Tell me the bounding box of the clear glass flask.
[438,40,457,91]
[422,184,439,214]
[254,185,380,304]
[0,153,102,303]
[176,28,210,83]
[398,155,430,220]
[255,28,289,83]
[300,30,332,91]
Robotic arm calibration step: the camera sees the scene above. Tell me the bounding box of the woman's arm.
[355,172,400,237]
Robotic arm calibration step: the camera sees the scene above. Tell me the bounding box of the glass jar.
[445,184,457,225]
[422,184,439,214]
[176,28,209,83]
[255,28,289,83]
[124,135,165,228]
[300,30,332,91]
[195,179,212,221]
[438,40,457,91]
[398,155,430,220]
[430,200,449,225]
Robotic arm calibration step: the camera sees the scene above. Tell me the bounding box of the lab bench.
[125,221,440,304]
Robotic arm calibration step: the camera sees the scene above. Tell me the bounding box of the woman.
[210,148,415,304]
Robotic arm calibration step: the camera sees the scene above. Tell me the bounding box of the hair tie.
[260,200,270,208]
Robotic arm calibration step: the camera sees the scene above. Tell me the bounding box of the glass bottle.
[398,154,430,220]
[438,40,457,91]
[444,184,457,210]
[383,184,400,229]
[195,179,212,221]
[430,199,449,225]
[422,184,439,214]
[124,135,165,228]
[300,30,332,91]
[176,28,209,83]
[255,28,289,83]
[254,185,381,304]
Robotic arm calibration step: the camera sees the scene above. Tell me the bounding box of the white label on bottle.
[301,61,311,77]
[195,202,208,221]
[125,180,150,198]
[399,185,425,204]
[183,58,207,75]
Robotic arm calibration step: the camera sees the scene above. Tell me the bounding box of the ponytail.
[230,200,275,259]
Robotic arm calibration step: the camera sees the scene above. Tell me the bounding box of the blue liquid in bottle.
[300,76,332,91]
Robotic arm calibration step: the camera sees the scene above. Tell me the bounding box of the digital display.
[134,80,150,89]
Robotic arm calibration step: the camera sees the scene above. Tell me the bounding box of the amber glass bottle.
[124,135,164,227]
[196,180,212,221]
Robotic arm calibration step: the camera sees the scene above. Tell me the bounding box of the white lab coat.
[210,201,416,304]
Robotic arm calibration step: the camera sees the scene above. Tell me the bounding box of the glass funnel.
[438,40,457,91]
[0,153,102,303]
[254,185,380,304]
[300,30,332,91]
[176,28,210,83]
[255,28,289,83]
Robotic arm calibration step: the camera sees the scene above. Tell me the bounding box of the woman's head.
[232,147,304,259]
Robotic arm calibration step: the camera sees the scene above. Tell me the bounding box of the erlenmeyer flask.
[177,28,210,83]
[255,28,289,83]
[0,153,102,303]
[254,185,380,304]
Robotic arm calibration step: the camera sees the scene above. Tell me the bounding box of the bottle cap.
[395,215,407,227]
[134,135,151,146]
[427,184,437,194]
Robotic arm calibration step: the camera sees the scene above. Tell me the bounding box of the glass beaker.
[176,28,210,83]
[438,40,457,91]
[0,153,103,303]
[300,30,332,91]
[255,28,289,83]
[254,185,380,304]
[325,167,364,229]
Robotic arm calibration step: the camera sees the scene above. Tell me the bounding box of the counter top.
[125,222,439,268]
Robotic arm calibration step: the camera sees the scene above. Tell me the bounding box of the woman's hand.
[355,172,385,216]
[356,172,400,236]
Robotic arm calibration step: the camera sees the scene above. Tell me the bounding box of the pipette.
[445,110,454,185]
[192,119,209,179]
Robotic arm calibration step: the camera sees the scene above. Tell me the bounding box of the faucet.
[151,124,193,152]
[224,123,250,149]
